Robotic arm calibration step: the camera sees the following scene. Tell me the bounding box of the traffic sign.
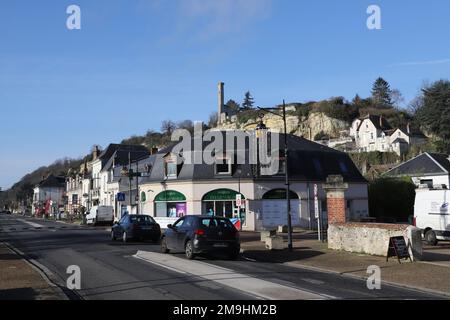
[236,194,242,208]
[117,193,126,202]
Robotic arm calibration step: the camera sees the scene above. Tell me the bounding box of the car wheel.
[228,249,240,260]
[122,231,128,243]
[161,237,170,253]
[111,230,116,241]
[425,229,438,246]
[185,240,195,260]
[152,236,160,244]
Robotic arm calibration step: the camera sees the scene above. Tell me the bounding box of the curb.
[241,249,450,299]
[2,242,80,300]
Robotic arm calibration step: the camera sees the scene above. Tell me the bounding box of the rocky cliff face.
[218,112,349,140]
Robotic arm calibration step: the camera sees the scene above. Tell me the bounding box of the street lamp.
[256,100,293,252]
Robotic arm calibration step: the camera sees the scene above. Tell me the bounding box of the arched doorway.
[202,188,245,219]
[154,190,187,218]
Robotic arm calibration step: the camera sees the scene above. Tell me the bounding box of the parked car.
[414,187,450,246]
[111,214,161,243]
[86,206,114,226]
[161,215,240,260]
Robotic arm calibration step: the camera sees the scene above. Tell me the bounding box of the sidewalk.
[0,243,64,300]
[240,231,450,297]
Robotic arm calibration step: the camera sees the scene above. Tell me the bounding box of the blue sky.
[1,0,450,188]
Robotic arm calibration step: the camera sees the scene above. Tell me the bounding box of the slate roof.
[101,149,152,173]
[140,131,366,184]
[98,144,150,165]
[386,152,450,177]
[357,115,392,132]
[38,174,66,188]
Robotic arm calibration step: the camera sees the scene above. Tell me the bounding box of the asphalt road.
[0,213,446,300]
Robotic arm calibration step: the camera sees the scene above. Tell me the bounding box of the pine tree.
[241,91,254,110]
[371,77,393,107]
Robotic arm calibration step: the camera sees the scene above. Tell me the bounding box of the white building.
[139,131,370,231]
[350,115,427,156]
[32,174,66,216]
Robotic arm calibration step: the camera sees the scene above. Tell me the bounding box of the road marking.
[301,278,325,285]
[17,219,44,228]
[134,251,326,300]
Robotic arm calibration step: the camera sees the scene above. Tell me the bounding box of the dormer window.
[164,154,179,179]
[215,154,232,175]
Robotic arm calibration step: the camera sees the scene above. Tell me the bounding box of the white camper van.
[86,206,114,226]
[414,187,450,245]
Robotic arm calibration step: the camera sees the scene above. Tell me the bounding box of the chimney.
[92,146,100,160]
[322,175,349,224]
[407,122,411,134]
[218,82,224,122]
[379,115,383,128]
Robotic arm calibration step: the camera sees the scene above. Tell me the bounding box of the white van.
[414,187,450,245]
[86,206,114,226]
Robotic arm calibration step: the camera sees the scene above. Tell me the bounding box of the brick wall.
[327,196,346,224]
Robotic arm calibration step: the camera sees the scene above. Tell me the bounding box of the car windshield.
[200,218,235,229]
[130,216,155,225]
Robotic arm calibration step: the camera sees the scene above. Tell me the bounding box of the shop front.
[201,188,245,221]
[154,190,187,218]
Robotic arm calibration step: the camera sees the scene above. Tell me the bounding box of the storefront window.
[154,190,187,218]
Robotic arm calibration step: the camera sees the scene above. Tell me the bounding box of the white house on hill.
[349,114,427,156]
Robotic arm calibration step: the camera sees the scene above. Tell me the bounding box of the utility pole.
[257,100,294,252]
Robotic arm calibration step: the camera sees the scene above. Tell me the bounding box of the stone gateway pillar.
[322,175,348,224]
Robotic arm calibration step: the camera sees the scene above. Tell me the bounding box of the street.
[0,213,445,300]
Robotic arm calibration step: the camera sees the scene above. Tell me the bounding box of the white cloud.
[175,0,272,41]
[389,58,450,67]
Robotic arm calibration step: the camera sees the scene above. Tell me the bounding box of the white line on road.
[134,251,326,300]
[16,219,44,228]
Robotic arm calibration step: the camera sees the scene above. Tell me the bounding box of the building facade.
[350,115,427,156]
[138,131,369,231]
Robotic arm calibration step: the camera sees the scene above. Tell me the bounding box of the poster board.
[386,236,412,263]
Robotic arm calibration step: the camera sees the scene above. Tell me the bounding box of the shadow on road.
[0,288,38,300]
[243,247,325,263]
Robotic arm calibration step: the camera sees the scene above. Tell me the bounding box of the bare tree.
[161,120,176,136]
[208,112,218,128]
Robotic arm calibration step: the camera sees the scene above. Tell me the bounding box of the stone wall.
[328,222,423,261]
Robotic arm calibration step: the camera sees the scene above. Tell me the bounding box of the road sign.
[236,194,242,208]
[117,193,126,202]
[314,184,319,219]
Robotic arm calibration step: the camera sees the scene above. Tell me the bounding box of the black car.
[161,215,240,260]
[111,214,161,243]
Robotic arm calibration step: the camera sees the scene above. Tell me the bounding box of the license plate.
[213,243,228,248]
[141,226,152,230]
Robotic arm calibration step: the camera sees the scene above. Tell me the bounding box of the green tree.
[241,91,254,110]
[225,99,240,113]
[371,77,393,107]
[415,80,450,145]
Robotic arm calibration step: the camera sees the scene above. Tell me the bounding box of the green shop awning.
[202,189,245,201]
[262,189,299,200]
[155,190,186,202]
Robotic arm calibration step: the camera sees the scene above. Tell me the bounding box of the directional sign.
[314,184,319,219]
[117,193,126,202]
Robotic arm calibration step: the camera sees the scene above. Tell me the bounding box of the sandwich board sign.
[386,236,412,263]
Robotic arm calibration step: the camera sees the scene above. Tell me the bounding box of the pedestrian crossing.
[134,250,327,300]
